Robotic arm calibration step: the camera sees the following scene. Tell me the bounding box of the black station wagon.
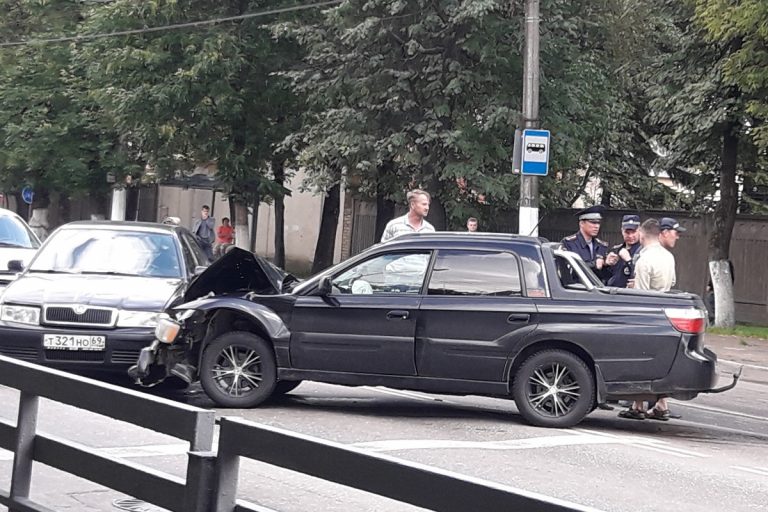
[132,233,738,427]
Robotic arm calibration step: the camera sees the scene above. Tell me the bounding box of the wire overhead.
[0,0,343,48]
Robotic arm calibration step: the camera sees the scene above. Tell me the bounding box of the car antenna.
[526,211,548,237]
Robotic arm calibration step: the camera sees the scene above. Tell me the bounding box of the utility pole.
[518,0,540,236]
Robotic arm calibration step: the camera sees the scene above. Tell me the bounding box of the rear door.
[416,249,538,382]
[290,251,431,375]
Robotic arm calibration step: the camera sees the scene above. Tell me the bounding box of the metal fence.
[0,355,599,512]
[0,355,217,512]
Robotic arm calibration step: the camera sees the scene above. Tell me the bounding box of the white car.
[0,208,41,287]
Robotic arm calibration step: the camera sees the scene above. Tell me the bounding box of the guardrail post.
[9,391,39,512]
[185,451,217,512]
[213,419,240,512]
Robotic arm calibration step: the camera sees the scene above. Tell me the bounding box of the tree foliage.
[0,0,135,212]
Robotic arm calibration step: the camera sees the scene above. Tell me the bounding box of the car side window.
[427,250,522,296]
[331,251,431,295]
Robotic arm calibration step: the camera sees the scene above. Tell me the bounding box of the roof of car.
[58,220,184,234]
[382,232,546,248]
[0,207,22,217]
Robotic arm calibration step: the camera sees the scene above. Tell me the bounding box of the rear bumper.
[0,324,154,374]
[602,335,721,400]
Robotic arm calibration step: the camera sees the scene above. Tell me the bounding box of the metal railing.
[0,354,598,512]
[0,354,216,512]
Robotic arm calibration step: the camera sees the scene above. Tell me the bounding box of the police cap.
[659,217,687,232]
[621,214,640,230]
[576,205,604,221]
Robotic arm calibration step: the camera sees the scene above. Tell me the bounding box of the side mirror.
[317,276,333,296]
[7,260,24,272]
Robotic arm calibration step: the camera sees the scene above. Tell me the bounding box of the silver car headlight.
[116,310,162,328]
[155,316,182,344]
[0,305,41,326]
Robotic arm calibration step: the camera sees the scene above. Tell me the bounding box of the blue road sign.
[21,186,34,205]
[521,129,551,176]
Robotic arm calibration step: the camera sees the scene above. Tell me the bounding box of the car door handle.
[386,310,410,320]
[507,313,530,323]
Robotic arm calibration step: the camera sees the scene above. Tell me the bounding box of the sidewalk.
[704,333,768,385]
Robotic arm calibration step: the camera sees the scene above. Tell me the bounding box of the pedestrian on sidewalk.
[381,189,435,242]
[192,205,215,261]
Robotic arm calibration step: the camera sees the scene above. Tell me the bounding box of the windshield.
[0,214,40,249]
[30,229,182,278]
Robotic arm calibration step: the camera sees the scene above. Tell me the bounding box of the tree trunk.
[273,159,286,268]
[234,201,250,251]
[425,180,447,231]
[249,195,260,253]
[708,126,739,328]
[29,187,51,240]
[311,182,341,274]
[375,192,395,241]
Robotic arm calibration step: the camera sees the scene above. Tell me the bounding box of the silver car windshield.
[30,229,182,278]
[0,214,40,249]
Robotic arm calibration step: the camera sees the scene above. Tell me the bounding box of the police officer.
[561,205,610,282]
[605,214,641,287]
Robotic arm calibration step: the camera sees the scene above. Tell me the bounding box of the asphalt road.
[1,356,766,512]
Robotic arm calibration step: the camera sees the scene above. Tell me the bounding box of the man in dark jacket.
[561,205,611,283]
[191,205,215,261]
[605,214,642,287]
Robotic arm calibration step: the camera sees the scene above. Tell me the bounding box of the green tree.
[644,0,763,326]
[0,0,136,229]
[79,0,304,251]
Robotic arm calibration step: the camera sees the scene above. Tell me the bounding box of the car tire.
[273,380,302,396]
[200,331,277,408]
[512,349,595,428]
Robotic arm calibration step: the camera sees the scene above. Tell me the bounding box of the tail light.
[664,308,706,334]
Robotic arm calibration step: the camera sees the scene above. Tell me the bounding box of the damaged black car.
[131,233,739,428]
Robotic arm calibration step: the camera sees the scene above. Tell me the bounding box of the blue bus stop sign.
[521,129,551,176]
[21,186,34,205]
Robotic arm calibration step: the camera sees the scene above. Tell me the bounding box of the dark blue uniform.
[560,232,610,282]
[606,242,641,288]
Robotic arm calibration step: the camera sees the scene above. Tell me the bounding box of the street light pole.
[519,0,540,236]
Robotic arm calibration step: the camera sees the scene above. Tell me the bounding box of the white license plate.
[43,334,106,351]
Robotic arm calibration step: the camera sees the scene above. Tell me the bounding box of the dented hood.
[184,247,289,302]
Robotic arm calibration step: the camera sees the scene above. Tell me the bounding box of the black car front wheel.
[512,349,595,428]
[200,331,277,408]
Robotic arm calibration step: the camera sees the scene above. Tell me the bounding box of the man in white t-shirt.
[380,189,436,242]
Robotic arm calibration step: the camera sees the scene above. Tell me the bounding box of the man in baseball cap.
[659,217,686,250]
[659,217,687,233]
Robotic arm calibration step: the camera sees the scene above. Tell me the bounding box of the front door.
[290,251,432,375]
[416,249,538,382]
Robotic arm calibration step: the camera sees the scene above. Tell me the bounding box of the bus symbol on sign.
[521,129,550,176]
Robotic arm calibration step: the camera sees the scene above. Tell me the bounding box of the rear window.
[427,250,522,296]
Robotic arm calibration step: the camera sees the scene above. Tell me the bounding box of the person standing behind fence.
[192,205,215,261]
[605,214,641,288]
[381,189,435,242]
[466,217,479,232]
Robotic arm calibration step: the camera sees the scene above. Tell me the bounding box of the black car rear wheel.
[512,349,595,428]
[200,331,277,408]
